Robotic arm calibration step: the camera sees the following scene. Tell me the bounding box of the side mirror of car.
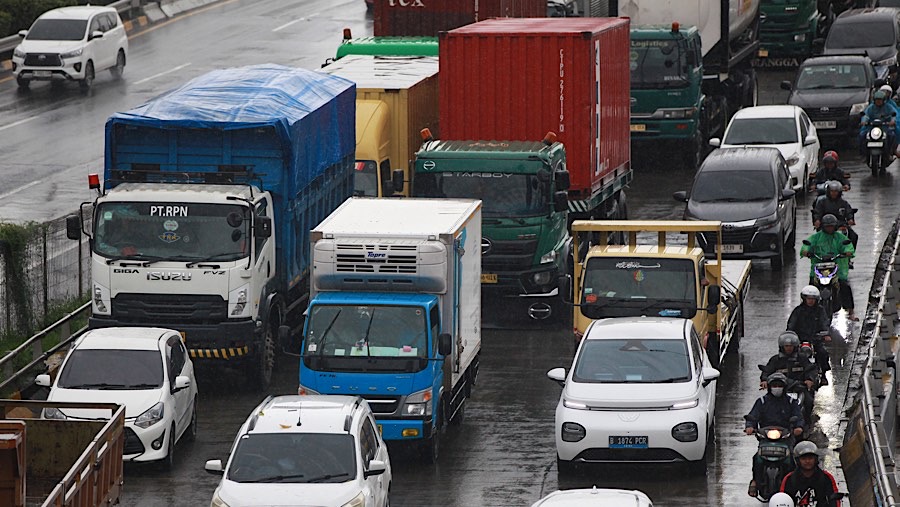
[553,191,568,213]
[780,80,792,91]
[66,214,82,241]
[673,190,689,202]
[35,374,51,387]
[18,30,27,38]
[89,30,104,41]
[781,189,796,201]
[708,138,721,148]
[702,367,720,387]
[173,375,191,393]
[438,333,452,356]
[364,459,387,478]
[204,459,224,475]
[803,135,818,146]
[706,284,721,314]
[547,367,566,387]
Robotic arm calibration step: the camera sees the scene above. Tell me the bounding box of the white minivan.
[12,6,128,90]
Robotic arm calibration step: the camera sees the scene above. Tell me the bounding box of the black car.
[673,148,797,270]
[781,55,877,139]
[823,8,900,86]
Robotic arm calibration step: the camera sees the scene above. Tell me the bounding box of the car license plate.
[609,435,648,449]
[868,141,885,148]
[630,124,646,132]
[758,48,769,57]
[33,71,51,78]
[813,121,836,129]
[716,244,744,254]
[481,273,498,284]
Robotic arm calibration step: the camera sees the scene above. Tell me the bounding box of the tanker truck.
[579,0,760,169]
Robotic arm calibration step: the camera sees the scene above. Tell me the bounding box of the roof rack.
[247,395,274,432]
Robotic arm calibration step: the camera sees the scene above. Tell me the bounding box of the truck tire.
[706,332,721,369]
[421,404,442,464]
[253,316,278,389]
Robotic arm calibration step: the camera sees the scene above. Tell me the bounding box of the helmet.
[778,331,800,351]
[794,440,819,459]
[767,372,789,387]
[826,180,842,195]
[823,150,839,165]
[881,84,893,96]
[875,90,888,101]
[801,285,821,300]
[768,492,795,507]
[821,214,839,228]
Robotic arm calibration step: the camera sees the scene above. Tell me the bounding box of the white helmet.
[769,492,795,507]
[801,285,821,300]
[880,84,893,96]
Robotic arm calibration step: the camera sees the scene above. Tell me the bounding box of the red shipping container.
[439,18,632,205]
[373,0,544,37]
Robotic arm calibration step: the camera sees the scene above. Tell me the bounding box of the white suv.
[206,395,391,507]
[12,6,128,90]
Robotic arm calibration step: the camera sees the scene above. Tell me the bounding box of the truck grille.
[123,428,145,455]
[362,396,401,414]
[482,238,538,271]
[334,244,417,274]
[111,293,227,325]
[24,53,61,66]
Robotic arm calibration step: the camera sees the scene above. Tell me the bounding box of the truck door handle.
[267,262,270,278]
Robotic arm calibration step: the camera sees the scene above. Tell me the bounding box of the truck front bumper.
[629,118,699,141]
[376,417,433,441]
[89,316,260,360]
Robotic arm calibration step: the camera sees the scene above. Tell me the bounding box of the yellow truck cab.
[321,55,439,197]
[570,221,751,368]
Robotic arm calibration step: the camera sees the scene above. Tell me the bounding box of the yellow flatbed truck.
[570,221,751,367]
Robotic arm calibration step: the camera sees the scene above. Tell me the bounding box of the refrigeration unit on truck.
[321,55,439,198]
[66,65,356,388]
[413,18,632,320]
[567,221,751,369]
[299,197,481,464]
[583,0,761,169]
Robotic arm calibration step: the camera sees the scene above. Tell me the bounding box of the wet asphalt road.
[2,2,896,504]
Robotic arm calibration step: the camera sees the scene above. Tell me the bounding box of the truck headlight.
[134,402,164,429]
[404,388,432,417]
[653,107,696,119]
[793,33,806,42]
[229,284,250,317]
[341,493,365,507]
[92,283,110,314]
[850,102,868,115]
[532,271,553,286]
[540,250,557,264]
[60,48,83,59]
[13,47,24,59]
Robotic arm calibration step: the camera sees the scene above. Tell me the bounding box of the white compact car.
[710,105,820,191]
[548,317,719,473]
[36,327,198,468]
[12,6,128,90]
[206,395,391,507]
[532,487,653,506]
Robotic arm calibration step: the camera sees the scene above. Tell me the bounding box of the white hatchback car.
[710,105,820,191]
[206,395,391,507]
[12,6,128,90]
[36,327,198,468]
[548,318,719,473]
[532,487,653,506]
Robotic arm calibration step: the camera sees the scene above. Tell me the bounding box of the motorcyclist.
[860,90,897,155]
[787,286,832,386]
[760,332,818,390]
[780,441,842,506]
[812,181,857,250]
[810,151,849,191]
[745,372,805,497]
[801,214,857,321]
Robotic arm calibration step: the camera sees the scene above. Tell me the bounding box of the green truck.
[755,0,824,67]
[328,29,438,63]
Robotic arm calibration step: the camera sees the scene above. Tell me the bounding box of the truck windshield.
[93,202,250,262]
[796,64,867,90]
[630,40,689,89]
[305,304,428,366]
[413,171,548,216]
[573,339,691,384]
[228,433,355,483]
[354,160,378,197]
[691,170,775,202]
[723,118,798,145]
[581,257,697,319]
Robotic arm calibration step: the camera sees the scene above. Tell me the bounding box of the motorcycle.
[758,365,816,430]
[750,425,796,502]
[802,239,851,314]
[865,117,896,175]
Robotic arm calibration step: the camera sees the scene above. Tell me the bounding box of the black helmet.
[821,214,839,228]
[778,331,800,352]
[767,372,788,387]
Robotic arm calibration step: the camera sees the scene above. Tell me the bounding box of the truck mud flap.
[189,346,249,359]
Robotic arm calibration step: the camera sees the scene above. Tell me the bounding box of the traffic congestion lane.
[0,0,370,223]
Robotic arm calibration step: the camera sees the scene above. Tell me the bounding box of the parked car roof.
[245,395,366,435]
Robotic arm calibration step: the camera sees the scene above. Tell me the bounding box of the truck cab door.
[253,197,275,283]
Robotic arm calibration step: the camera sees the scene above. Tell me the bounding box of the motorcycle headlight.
[92,283,110,314]
[540,249,557,264]
[785,153,800,167]
[341,493,365,507]
[404,388,433,417]
[229,284,250,317]
[872,127,884,140]
[134,402,165,429]
[60,48,83,59]
[766,428,782,440]
[850,102,868,115]
[13,47,24,59]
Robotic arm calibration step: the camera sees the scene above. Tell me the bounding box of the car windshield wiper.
[656,376,691,383]
[185,252,242,268]
[62,382,129,390]
[105,254,166,266]
[698,197,744,203]
[252,473,307,483]
[305,472,351,483]
[124,383,161,389]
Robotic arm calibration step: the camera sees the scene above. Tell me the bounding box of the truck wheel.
[706,332,721,368]
[421,429,440,464]
[254,318,277,389]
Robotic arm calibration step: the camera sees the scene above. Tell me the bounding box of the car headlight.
[871,127,884,140]
[92,283,110,314]
[850,102,868,115]
[669,399,699,410]
[878,55,898,68]
[756,213,780,230]
[563,399,588,410]
[211,492,230,507]
[297,384,319,395]
[341,492,365,507]
[13,47,24,59]
[404,388,432,417]
[60,48,83,59]
[540,249,557,264]
[43,407,67,420]
[134,402,165,429]
[229,284,250,317]
[785,153,800,167]
[793,33,806,42]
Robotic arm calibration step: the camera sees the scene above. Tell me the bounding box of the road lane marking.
[133,63,192,85]
[0,180,42,201]
[0,116,37,132]
[273,13,318,32]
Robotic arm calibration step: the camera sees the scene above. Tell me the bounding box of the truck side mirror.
[780,80,792,91]
[706,284,721,314]
[553,191,568,213]
[254,216,272,238]
[66,214,81,241]
[557,274,572,304]
[554,170,570,191]
[438,333,452,356]
[392,169,405,194]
